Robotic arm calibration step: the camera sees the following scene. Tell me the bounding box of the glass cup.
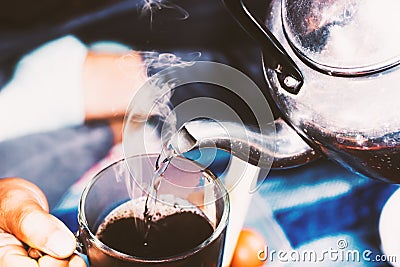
[77,154,230,267]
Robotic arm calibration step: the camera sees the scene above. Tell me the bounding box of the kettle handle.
[222,0,304,94]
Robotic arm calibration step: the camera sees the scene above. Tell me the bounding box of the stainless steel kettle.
[172,0,400,183]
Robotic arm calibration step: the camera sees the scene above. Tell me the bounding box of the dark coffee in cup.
[83,196,226,267]
[78,155,229,267]
[98,212,214,258]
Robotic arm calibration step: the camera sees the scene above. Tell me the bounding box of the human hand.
[0,178,86,267]
[82,51,146,122]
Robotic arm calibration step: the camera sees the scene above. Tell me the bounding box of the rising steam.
[140,0,189,24]
[121,51,201,156]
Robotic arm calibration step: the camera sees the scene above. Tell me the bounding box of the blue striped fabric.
[251,160,398,267]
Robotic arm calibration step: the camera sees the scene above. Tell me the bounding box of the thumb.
[0,178,76,259]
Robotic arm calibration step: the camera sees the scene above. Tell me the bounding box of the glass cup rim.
[78,153,230,263]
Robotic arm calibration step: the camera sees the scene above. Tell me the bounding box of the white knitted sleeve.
[0,35,87,142]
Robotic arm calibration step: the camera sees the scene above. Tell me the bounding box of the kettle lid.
[282,0,400,76]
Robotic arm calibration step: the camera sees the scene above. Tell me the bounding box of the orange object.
[230,228,266,267]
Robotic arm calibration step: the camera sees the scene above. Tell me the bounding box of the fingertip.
[2,254,38,267]
[19,210,76,258]
[44,230,76,258]
[69,254,87,267]
[38,255,68,267]
[0,243,38,267]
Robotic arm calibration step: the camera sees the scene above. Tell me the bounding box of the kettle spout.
[169,119,276,169]
[169,119,319,169]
